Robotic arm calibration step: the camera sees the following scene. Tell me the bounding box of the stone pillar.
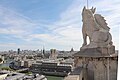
[109,57,118,80]
[93,57,117,80]
[93,58,107,80]
[82,58,89,80]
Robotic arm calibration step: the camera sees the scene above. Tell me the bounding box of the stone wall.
[74,57,118,80]
[109,58,118,80]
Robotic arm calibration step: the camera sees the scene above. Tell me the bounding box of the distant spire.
[43,46,45,54]
[70,47,74,52]
[17,48,20,54]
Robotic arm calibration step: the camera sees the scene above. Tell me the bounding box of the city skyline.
[0,0,119,51]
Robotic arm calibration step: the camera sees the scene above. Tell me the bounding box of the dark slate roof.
[74,48,118,58]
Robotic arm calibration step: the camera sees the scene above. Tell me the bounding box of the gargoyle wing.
[94,14,110,31]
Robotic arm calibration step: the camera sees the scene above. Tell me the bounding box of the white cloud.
[0,28,25,35]
[52,0,119,50]
[0,6,36,35]
[0,0,119,51]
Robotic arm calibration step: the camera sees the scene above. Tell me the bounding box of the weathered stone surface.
[74,46,115,57]
[68,6,118,80]
[97,46,115,55]
[64,67,84,80]
[81,6,113,49]
[73,56,118,80]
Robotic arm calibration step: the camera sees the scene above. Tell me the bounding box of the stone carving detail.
[102,58,107,68]
[93,59,98,69]
[81,6,113,49]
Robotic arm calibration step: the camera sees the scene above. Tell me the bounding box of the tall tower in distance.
[17,48,20,54]
[43,47,45,55]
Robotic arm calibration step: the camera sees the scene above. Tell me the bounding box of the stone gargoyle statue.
[81,6,113,49]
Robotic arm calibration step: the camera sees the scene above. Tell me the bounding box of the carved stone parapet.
[97,46,115,55]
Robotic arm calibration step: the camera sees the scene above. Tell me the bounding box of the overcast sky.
[0,0,119,51]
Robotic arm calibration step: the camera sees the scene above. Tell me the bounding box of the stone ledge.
[74,46,116,58]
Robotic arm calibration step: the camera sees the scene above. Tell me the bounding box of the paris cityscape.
[0,0,119,80]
